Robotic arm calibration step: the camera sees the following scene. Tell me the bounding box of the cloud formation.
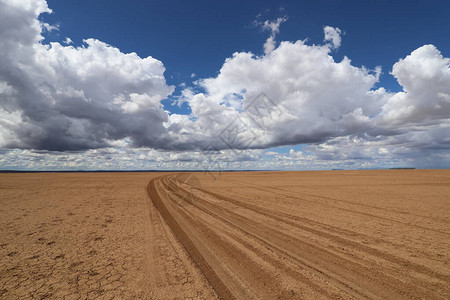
[323,26,342,49]
[171,25,449,161]
[380,44,450,125]
[259,16,288,55]
[0,1,449,169]
[172,27,383,150]
[0,0,174,151]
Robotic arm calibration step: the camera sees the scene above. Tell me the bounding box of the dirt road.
[148,170,450,299]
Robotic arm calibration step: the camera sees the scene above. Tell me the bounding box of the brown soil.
[1,170,449,299]
[0,173,217,299]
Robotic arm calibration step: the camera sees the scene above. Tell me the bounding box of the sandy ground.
[0,173,217,299]
[150,170,450,299]
[1,170,450,299]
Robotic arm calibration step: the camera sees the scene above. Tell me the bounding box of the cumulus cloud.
[1,0,450,170]
[0,147,266,171]
[171,35,449,164]
[63,37,73,45]
[256,16,288,55]
[380,45,450,125]
[323,26,342,49]
[172,37,384,150]
[0,0,173,151]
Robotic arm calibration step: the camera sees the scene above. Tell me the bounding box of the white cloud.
[323,26,342,49]
[0,147,267,171]
[168,28,450,168]
[0,0,174,151]
[41,22,59,32]
[0,0,450,170]
[265,151,279,156]
[175,37,384,150]
[380,45,450,125]
[256,16,288,55]
[63,37,73,45]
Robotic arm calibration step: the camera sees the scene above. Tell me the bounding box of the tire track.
[148,174,450,299]
[221,178,450,224]
[218,178,450,236]
[162,176,348,299]
[148,177,234,300]
[196,186,449,284]
[169,177,447,298]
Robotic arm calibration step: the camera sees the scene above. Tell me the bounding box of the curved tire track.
[148,174,449,299]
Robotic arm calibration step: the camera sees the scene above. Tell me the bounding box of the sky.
[0,0,449,170]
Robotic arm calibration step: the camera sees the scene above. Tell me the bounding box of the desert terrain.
[1,170,449,299]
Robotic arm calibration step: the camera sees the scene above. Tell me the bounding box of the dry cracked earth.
[1,170,449,299]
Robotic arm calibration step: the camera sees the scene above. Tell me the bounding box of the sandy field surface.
[0,173,217,299]
[1,170,450,299]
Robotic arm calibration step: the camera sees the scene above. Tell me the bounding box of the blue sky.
[1,0,450,170]
[42,0,450,93]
